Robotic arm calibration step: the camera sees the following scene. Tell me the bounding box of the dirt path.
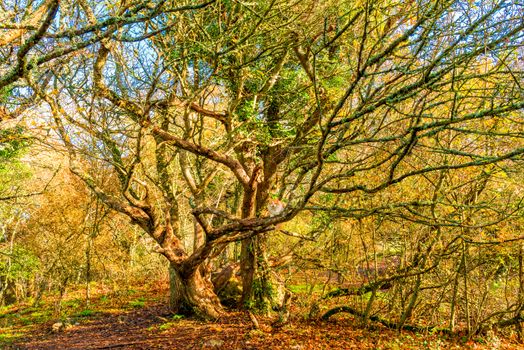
[6,302,522,349]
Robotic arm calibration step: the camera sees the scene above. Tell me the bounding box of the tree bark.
[169,263,223,320]
[240,227,256,308]
[240,168,259,308]
[240,145,285,312]
[239,166,279,313]
[240,234,275,313]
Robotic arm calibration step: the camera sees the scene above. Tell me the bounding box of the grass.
[158,321,176,331]
[75,309,95,317]
[147,314,185,333]
[0,330,23,345]
[30,310,50,318]
[128,297,146,308]
[0,282,162,347]
[288,284,323,294]
[172,314,184,321]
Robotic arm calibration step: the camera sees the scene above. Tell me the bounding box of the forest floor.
[1,282,523,349]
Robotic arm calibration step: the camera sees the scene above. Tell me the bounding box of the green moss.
[252,277,274,313]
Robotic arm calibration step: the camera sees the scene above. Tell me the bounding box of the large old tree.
[3,0,523,319]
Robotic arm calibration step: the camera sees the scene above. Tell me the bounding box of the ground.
[1,283,523,349]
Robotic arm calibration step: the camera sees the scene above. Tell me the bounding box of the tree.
[16,0,524,319]
[1,0,216,121]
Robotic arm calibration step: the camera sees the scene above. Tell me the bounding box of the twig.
[278,229,316,241]
[248,311,260,329]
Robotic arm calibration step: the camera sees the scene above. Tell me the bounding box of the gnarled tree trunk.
[169,263,223,319]
[240,159,282,313]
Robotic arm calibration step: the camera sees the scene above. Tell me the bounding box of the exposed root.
[321,305,451,335]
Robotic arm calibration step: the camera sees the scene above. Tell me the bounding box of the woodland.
[0,0,524,348]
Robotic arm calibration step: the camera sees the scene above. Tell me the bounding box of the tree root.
[322,283,392,300]
[322,305,524,336]
[321,305,451,334]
